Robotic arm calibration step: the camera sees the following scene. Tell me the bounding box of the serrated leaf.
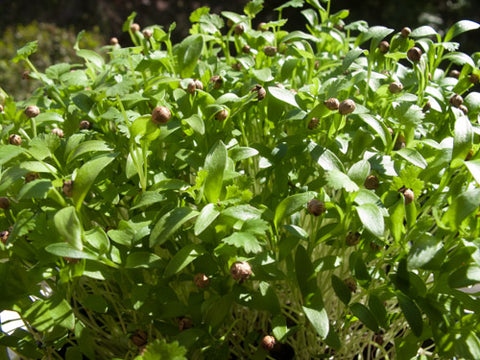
[149,207,198,247]
[356,203,384,238]
[274,191,315,228]
[223,232,262,254]
[194,203,220,235]
[242,218,269,236]
[72,153,117,210]
[203,141,227,203]
[396,148,428,169]
[164,244,204,277]
[139,339,187,360]
[444,20,480,42]
[54,207,83,250]
[244,0,263,17]
[12,41,38,63]
[325,170,359,192]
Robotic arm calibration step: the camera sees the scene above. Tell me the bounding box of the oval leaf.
[274,191,315,229]
[356,203,384,238]
[164,244,204,277]
[203,141,227,203]
[54,207,83,250]
[149,207,198,247]
[194,203,220,236]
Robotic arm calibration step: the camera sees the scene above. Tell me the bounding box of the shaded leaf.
[356,203,384,238]
[164,244,204,277]
[150,207,198,247]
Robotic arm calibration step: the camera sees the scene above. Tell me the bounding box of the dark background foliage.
[2,0,479,46]
[1,0,479,98]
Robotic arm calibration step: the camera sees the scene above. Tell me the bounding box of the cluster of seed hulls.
[308,98,356,130]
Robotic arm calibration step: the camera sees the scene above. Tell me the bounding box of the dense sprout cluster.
[1,1,480,359]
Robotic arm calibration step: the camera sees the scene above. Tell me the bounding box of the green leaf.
[54,207,84,250]
[393,102,425,125]
[125,252,164,269]
[84,227,110,254]
[138,339,187,360]
[443,188,480,231]
[131,191,165,210]
[448,265,480,288]
[72,153,117,210]
[303,305,329,339]
[465,160,480,185]
[150,207,198,247]
[331,275,351,305]
[444,20,480,42]
[203,141,227,203]
[67,140,112,162]
[189,6,210,23]
[45,243,97,260]
[268,86,300,108]
[17,179,52,200]
[274,191,315,229]
[174,34,204,78]
[11,41,38,63]
[251,68,274,82]
[24,296,74,331]
[296,245,315,298]
[355,113,388,145]
[411,25,438,38]
[396,292,423,336]
[350,302,379,332]
[325,170,359,192]
[76,49,105,69]
[223,232,262,254]
[275,0,304,11]
[130,115,161,141]
[342,47,364,72]
[347,160,371,185]
[272,315,288,341]
[244,0,264,17]
[229,147,259,161]
[356,203,384,238]
[396,148,428,169]
[194,203,220,235]
[310,146,345,171]
[164,244,204,277]
[183,114,205,135]
[443,52,475,68]
[407,234,442,269]
[368,295,387,328]
[0,145,25,165]
[452,115,473,167]
[82,294,108,313]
